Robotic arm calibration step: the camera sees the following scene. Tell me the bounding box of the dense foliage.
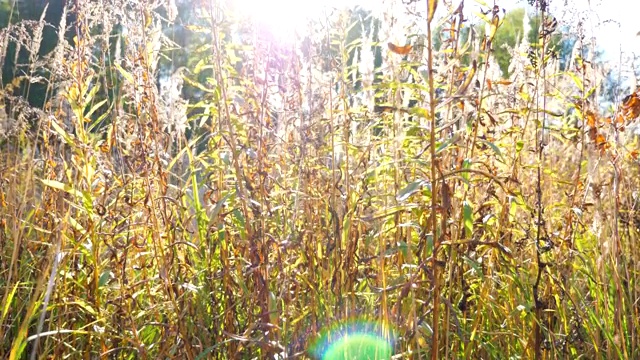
[1,0,639,359]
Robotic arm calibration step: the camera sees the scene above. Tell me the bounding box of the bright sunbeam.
[229,0,349,41]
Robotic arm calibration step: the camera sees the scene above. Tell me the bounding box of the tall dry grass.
[0,0,639,358]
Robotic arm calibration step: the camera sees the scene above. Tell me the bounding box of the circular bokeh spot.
[311,319,395,360]
[323,333,392,360]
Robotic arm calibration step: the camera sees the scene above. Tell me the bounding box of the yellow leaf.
[115,63,134,84]
[49,117,74,144]
[40,179,83,199]
[67,214,86,235]
[427,0,438,24]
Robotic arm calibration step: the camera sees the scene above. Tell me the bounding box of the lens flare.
[324,333,392,359]
[311,318,395,360]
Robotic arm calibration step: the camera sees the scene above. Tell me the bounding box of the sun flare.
[228,0,346,41]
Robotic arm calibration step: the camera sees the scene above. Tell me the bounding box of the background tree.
[485,7,569,77]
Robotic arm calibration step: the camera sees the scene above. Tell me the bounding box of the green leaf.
[585,85,597,99]
[369,204,420,220]
[232,208,246,238]
[463,255,484,278]
[98,270,112,287]
[195,340,234,360]
[565,71,584,92]
[463,201,473,238]
[478,138,505,162]
[397,180,428,201]
[461,159,471,184]
[211,192,233,220]
[436,135,458,154]
[84,98,108,119]
[408,106,429,118]
[426,233,434,255]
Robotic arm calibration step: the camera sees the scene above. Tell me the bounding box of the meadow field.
[1,0,639,358]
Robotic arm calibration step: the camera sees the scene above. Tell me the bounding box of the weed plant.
[0,0,639,358]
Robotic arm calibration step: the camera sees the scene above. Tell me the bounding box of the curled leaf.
[621,92,640,120]
[387,42,412,55]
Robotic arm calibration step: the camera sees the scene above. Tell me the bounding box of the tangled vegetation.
[1,0,639,358]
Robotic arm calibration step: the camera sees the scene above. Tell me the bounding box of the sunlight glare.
[230,0,342,41]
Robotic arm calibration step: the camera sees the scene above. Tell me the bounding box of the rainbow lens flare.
[311,319,395,360]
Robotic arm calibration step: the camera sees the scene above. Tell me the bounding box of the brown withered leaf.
[387,42,413,55]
